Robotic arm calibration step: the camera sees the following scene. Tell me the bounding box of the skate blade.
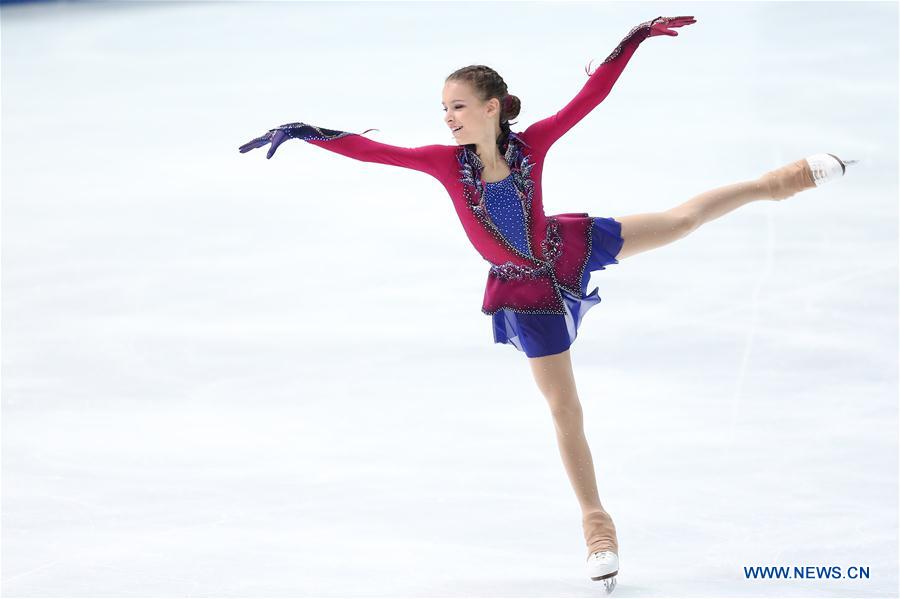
[590,574,617,594]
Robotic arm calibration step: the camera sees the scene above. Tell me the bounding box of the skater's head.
[442,65,520,155]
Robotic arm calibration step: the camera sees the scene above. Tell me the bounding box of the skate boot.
[807,153,858,185]
[761,153,857,201]
[583,508,619,594]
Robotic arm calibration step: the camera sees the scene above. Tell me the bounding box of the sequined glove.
[238,124,296,159]
[647,15,697,37]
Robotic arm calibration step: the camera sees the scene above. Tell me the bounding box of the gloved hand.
[648,15,697,37]
[238,128,291,159]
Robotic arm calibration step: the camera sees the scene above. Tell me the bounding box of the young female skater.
[239,15,854,592]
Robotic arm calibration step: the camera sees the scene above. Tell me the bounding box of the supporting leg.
[527,349,618,556]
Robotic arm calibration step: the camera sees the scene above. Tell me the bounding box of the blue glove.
[238,128,291,159]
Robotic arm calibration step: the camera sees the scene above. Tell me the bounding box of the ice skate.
[807,153,858,185]
[583,508,619,593]
[761,153,857,201]
[587,550,619,593]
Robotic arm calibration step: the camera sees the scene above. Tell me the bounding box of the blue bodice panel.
[483,174,532,257]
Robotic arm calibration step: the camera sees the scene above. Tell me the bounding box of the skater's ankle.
[582,506,607,518]
[753,177,776,202]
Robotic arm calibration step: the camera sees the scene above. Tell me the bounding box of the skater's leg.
[614,157,819,262]
[527,349,599,511]
[527,349,618,555]
[614,177,769,261]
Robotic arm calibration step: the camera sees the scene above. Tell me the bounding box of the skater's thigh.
[614,211,692,261]
[528,349,581,414]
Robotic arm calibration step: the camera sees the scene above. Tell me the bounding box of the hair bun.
[503,94,521,122]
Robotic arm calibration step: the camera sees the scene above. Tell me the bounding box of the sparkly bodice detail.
[482,173,533,258]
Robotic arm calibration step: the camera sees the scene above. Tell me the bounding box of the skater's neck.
[474,144,508,176]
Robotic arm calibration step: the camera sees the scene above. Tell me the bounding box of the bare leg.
[614,158,815,261]
[614,177,769,261]
[528,349,618,556]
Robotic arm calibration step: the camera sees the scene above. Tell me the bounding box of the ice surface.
[2,1,897,597]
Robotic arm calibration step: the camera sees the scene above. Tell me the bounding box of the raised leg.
[611,153,854,262]
[614,177,771,261]
[613,152,829,262]
[527,349,618,556]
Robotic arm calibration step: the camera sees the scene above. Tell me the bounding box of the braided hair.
[445,65,521,154]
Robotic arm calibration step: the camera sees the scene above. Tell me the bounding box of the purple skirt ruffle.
[491,216,625,358]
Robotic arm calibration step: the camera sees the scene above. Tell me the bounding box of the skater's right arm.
[238,122,449,180]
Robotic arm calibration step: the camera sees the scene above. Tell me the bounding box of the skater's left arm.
[521,15,696,156]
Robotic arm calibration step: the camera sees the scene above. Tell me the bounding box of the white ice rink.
[1,1,897,597]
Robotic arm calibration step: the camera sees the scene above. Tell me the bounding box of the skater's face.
[441,80,501,145]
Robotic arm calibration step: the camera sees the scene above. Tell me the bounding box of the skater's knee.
[547,395,584,422]
[667,209,699,238]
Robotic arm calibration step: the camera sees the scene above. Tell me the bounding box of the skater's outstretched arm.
[239,122,449,179]
[521,15,696,156]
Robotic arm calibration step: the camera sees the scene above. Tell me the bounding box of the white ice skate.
[763,152,858,201]
[587,550,618,594]
[805,153,858,186]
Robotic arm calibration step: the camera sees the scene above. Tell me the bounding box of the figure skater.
[239,15,855,592]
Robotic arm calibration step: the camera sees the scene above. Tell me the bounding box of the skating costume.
[481,172,625,357]
[241,17,667,358]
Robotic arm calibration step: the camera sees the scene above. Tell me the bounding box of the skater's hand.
[647,15,696,37]
[238,128,291,159]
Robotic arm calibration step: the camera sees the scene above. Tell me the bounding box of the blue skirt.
[491,216,624,358]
